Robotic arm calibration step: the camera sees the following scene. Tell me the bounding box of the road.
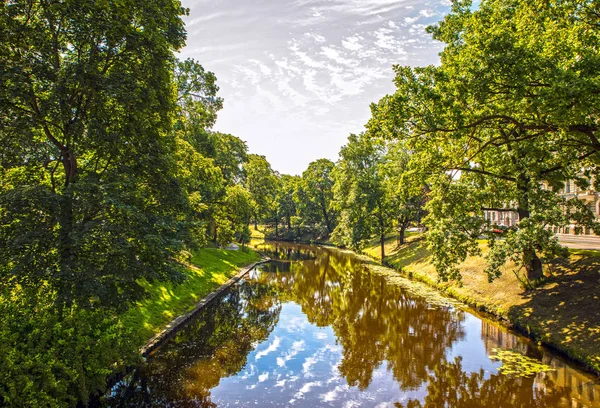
[558,235,600,250]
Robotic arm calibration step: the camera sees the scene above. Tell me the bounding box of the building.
[483,179,600,236]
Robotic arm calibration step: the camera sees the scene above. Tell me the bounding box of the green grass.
[121,247,261,346]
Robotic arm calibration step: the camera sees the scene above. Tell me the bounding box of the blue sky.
[179,0,453,175]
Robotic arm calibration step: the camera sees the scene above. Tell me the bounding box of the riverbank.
[360,234,600,376]
[121,247,262,348]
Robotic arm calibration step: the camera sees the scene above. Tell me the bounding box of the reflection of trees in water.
[256,242,317,261]
[103,281,281,407]
[481,320,600,407]
[396,357,573,408]
[257,246,465,391]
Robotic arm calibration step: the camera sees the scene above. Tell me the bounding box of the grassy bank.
[121,247,261,346]
[362,234,600,376]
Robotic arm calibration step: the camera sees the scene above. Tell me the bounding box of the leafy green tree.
[214,185,254,248]
[0,0,189,309]
[212,132,249,186]
[368,0,600,281]
[382,141,427,245]
[278,174,301,231]
[332,133,394,261]
[301,159,338,234]
[243,154,278,229]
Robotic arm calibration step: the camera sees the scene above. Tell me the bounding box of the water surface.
[107,242,600,407]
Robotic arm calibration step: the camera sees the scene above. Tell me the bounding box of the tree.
[301,159,338,234]
[243,154,278,229]
[278,174,300,232]
[0,0,191,404]
[332,133,394,261]
[214,185,253,248]
[368,0,600,281]
[381,141,427,245]
[0,0,189,309]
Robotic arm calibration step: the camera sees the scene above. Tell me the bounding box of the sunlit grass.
[121,247,261,346]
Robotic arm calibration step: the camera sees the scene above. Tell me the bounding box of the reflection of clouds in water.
[302,344,340,378]
[314,331,328,340]
[320,384,350,402]
[294,381,323,400]
[255,336,281,360]
[344,401,361,408]
[240,363,256,380]
[277,340,305,367]
[324,343,341,353]
[375,402,396,408]
[303,355,318,377]
[283,315,311,332]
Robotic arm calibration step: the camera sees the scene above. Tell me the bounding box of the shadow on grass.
[386,236,432,270]
[507,252,600,373]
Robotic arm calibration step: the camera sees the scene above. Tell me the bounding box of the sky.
[179,0,453,175]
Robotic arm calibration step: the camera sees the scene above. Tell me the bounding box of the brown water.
[106,242,600,407]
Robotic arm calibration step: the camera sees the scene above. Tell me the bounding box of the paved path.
[558,235,600,250]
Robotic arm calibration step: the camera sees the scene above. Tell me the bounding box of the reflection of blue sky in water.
[211,303,427,407]
[106,244,600,407]
[447,314,503,376]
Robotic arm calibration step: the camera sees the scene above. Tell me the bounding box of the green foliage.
[332,133,390,253]
[300,159,338,233]
[0,0,262,405]
[0,0,190,309]
[367,0,600,281]
[331,133,425,260]
[0,285,137,407]
[215,185,254,247]
[244,154,279,226]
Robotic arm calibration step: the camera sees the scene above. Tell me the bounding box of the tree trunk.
[380,232,385,263]
[517,178,543,281]
[319,192,332,233]
[58,151,77,307]
[398,223,406,245]
[523,249,543,281]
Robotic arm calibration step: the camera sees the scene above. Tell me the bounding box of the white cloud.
[255,337,281,360]
[302,355,318,377]
[277,340,305,367]
[341,35,363,51]
[294,381,322,399]
[181,0,449,175]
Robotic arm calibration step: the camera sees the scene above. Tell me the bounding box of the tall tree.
[243,154,278,229]
[382,141,426,245]
[278,174,300,232]
[0,0,189,308]
[301,159,338,234]
[332,133,393,261]
[368,0,600,282]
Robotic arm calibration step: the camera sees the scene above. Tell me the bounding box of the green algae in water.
[490,348,555,377]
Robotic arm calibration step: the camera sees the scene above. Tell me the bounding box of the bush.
[0,285,138,407]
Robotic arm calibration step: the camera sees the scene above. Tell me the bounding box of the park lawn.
[362,234,600,375]
[121,247,261,346]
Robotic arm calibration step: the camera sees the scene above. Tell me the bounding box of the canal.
[105,242,600,407]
